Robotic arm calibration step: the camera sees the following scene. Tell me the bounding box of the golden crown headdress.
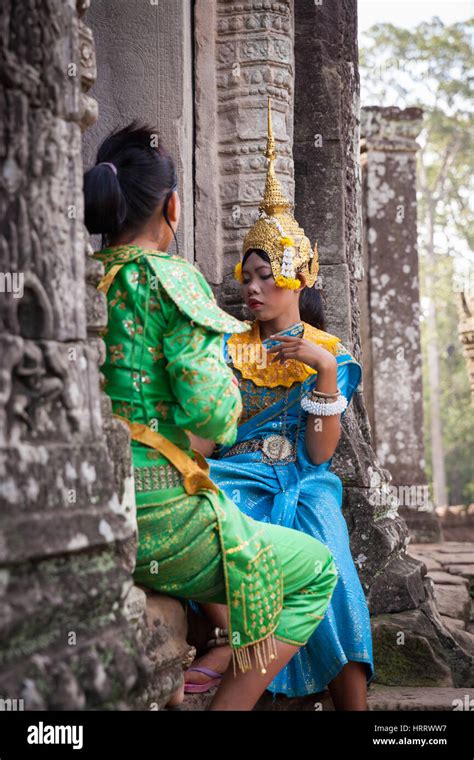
[234,97,319,290]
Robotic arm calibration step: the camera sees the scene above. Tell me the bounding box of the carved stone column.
[82,0,193,708]
[0,0,148,709]
[292,0,421,612]
[195,0,295,294]
[291,0,470,686]
[457,289,474,400]
[360,106,441,544]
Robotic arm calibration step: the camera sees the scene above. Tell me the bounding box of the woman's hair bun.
[84,162,127,235]
[83,121,176,243]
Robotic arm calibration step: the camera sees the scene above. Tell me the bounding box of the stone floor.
[179,684,474,711]
[177,541,474,711]
[409,541,474,636]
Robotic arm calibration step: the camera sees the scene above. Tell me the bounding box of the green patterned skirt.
[132,446,339,674]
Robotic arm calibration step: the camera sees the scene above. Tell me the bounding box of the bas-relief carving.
[0,112,86,341]
[78,14,98,130]
[0,336,108,443]
[213,0,294,273]
[0,0,151,709]
[77,0,190,708]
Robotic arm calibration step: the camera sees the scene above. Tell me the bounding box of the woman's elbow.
[190,400,241,443]
[309,451,331,466]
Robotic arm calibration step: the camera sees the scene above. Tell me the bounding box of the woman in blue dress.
[184,99,374,708]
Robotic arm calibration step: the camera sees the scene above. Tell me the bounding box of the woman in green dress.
[83,122,339,710]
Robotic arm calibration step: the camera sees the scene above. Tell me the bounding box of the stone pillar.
[194,0,428,614]
[291,1,471,686]
[0,0,148,708]
[195,0,295,297]
[457,288,474,400]
[82,0,194,261]
[360,106,441,543]
[293,0,422,610]
[82,1,194,709]
[83,0,193,710]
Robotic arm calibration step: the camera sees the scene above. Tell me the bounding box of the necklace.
[236,371,307,464]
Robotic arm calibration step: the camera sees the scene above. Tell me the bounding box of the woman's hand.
[266,336,342,465]
[266,334,337,372]
[187,373,237,457]
[186,431,216,457]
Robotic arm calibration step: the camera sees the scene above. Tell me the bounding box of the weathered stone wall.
[457,289,474,400]
[0,0,148,709]
[82,0,194,261]
[195,0,295,298]
[360,107,425,486]
[291,1,472,687]
[359,105,441,543]
[292,0,421,613]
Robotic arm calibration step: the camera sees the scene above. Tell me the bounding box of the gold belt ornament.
[222,434,296,465]
[114,415,219,496]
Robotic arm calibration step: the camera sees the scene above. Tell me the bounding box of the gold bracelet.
[309,388,341,399]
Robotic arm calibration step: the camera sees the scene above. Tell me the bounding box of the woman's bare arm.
[304,358,341,465]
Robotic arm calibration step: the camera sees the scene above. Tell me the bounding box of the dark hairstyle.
[242,248,326,331]
[83,121,178,252]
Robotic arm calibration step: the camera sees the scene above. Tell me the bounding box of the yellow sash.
[114,415,219,496]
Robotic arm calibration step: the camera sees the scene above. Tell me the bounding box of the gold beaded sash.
[133,462,184,492]
[114,415,219,496]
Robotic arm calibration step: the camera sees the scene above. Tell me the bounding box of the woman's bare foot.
[184,645,232,685]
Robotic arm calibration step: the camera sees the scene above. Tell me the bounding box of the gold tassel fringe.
[231,633,279,677]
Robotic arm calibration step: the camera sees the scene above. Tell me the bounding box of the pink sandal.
[184,666,223,694]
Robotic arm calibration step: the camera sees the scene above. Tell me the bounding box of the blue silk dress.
[205,323,375,697]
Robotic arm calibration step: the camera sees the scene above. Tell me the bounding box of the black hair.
[242,248,326,331]
[83,121,178,253]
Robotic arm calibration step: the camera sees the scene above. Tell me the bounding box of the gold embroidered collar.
[227,320,341,388]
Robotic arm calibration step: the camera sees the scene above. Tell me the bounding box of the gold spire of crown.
[260,97,291,216]
[237,96,320,290]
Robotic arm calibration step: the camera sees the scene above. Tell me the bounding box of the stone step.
[442,615,467,631]
[408,551,442,571]
[422,552,474,565]
[433,583,471,624]
[180,689,215,711]
[444,565,474,589]
[367,685,474,711]
[411,542,474,554]
[409,542,474,593]
[428,570,469,587]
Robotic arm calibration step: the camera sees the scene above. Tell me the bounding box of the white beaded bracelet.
[301,393,348,416]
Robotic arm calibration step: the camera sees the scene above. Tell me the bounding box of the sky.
[358,0,473,36]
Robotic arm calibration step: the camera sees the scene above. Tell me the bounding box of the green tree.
[360,17,474,506]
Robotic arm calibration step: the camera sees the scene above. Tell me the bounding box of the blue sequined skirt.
[208,449,375,697]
